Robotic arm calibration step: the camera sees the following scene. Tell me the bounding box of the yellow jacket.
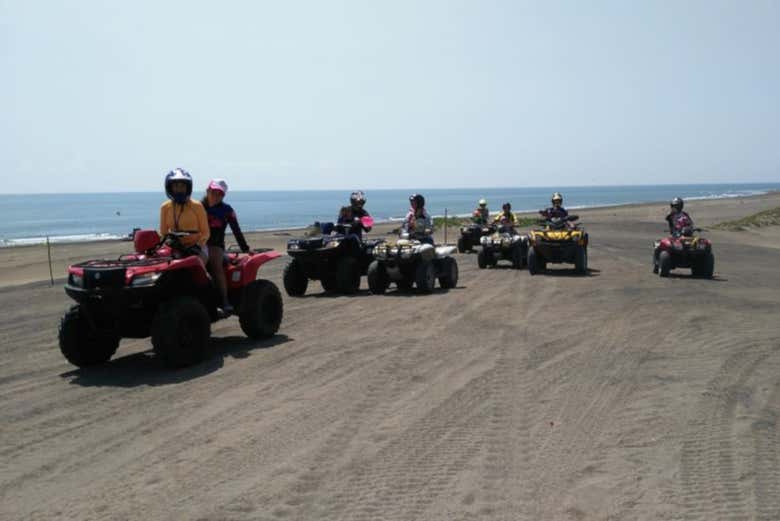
[493,211,516,225]
[159,199,210,248]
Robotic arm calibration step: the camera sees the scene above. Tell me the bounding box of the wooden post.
[444,208,448,245]
[46,236,54,286]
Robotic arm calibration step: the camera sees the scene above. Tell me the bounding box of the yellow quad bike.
[527,215,588,275]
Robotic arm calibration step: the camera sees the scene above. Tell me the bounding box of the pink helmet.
[208,178,228,194]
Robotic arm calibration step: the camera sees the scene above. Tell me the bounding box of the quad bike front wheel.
[527,247,540,275]
[283,259,308,296]
[574,246,588,275]
[416,261,436,293]
[457,237,466,254]
[239,280,283,339]
[658,251,672,277]
[367,260,389,295]
[58,306,120,367]
[511,245,524,269]
[336,257,361,294]
[152,296,211,368]
[438,257,459,289]
[691,252,715,279]
[477,249,489,269]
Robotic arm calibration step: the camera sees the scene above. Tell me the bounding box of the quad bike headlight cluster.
[324,240,341,249]
[130,272,162,287]
[68,273,84,288]
[288,242,300,251]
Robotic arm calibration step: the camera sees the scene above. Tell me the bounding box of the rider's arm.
[226,207,250,252]
[159,201,171,237]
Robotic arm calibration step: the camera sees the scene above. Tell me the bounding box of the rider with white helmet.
[160,168,210,262]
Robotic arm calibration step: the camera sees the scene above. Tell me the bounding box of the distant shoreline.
[1,189,777,249]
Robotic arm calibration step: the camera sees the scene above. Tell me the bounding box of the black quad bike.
[59,230,284,368]
[457,223,493,253]
[283,217,384,296]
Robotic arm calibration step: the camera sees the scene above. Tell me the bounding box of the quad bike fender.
[435,245,456,258]
[231,250,282,288]
[417,243,436,261]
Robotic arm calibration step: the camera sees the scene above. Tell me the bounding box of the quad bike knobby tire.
[438,257,459,289]
[658,251,672,278]
[152,296,211,368]
[477,249,489,269]
[457,237,466,254]
[415,261,436,293]
[574,246,588,275]
[692,252,715,279]
[320,274,338,293]
[283,258,308,296]
[239,280,283,339]
[367,260,389,295]
[59,306,119,367]
[336,257,361,294]
[527,248,540,275]
[512,245,524,270]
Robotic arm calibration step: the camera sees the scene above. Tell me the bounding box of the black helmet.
[671,197,684,211]
[165,168,193,202]
[409,193,425,208]
[502,202,511,211]
[350,191,366,207]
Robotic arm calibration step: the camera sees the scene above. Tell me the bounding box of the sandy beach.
[1,192,780,520]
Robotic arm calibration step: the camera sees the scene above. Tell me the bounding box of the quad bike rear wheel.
[336,257,361,294]
[239,280,283,339]
[658,251,672,278]
[152,296,211,368]
[367,260,389,295]
[416,261,436,293]
[283,259,308,296]
[438,257,459,289]
[457,237,466,254]
[58,306,119,367]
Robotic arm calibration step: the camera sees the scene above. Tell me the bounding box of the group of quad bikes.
[458,215,589,274]
[58,215,714,369]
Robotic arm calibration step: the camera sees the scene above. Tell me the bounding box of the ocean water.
[1,183,778,246]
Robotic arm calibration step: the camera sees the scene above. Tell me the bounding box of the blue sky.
[2,0,778,193]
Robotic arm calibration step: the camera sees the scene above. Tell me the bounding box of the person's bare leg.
[207,246,230,311]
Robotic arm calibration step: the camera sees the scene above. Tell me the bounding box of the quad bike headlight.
[324,240,340,249]
[130,272,162,287]
[68,273,84,288]
[288,243,300,251]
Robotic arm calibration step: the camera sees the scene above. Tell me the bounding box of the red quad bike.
[59,230,284,368]
[652,226,715,278]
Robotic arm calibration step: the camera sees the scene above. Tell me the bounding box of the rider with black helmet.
[337,191,372,238]
[159,168,209,262]
[403,193,434,244]
[493,202,517,228]
[666,197,693,236]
